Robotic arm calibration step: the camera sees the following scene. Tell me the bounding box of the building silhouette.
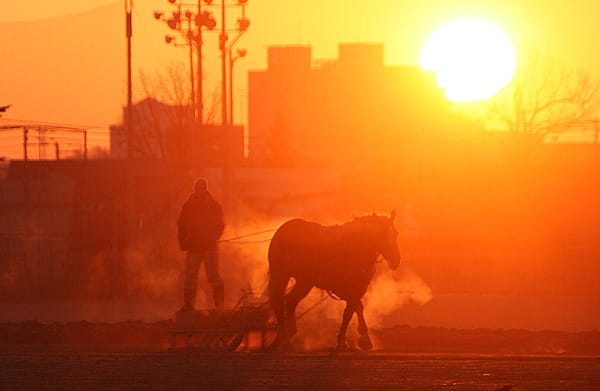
[248,43,457,167]
[110,98,244,168]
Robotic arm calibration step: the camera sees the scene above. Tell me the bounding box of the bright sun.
[420,19,516,102]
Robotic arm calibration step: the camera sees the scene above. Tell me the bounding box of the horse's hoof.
[358,335,373,351]
[269,335,292,353]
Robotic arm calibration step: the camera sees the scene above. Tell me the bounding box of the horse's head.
[376,209,401,270]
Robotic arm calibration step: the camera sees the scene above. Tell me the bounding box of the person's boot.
[212,284,224,312]
[179,287,196,313]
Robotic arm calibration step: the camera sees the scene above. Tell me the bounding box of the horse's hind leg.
[269,272,289,348]
[285,281,312,337]
[337,301,356,350]
[355,301,373,351]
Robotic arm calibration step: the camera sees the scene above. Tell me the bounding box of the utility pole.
[197,0,204,127]
[228,47,246,125]
[219,1,231,215]
[83,129,88,161]
[124,0,135,296]
[126,0,133,160]
[221,0,249,218]
[154,2,217,175]
[23,127,28,161]
[228,50,234,126]
[195,0,204,174]
[155,0,247,210]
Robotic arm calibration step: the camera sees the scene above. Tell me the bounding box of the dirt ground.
[1,321,600,390]
[1,348,599,390]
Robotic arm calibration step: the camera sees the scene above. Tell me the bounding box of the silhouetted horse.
[268,211,401,350]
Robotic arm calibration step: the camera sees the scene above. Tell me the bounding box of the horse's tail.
[267,230,286,310]
[267,224,289,334]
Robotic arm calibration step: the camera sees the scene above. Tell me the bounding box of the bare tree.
[136,63,193,163]
[487,51,600,155]
[133,63,221,171]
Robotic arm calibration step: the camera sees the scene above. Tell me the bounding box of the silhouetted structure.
[110,98,243,168]
[248,43,455,167]
[0,159,180,299]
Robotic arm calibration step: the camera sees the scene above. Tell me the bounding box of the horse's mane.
[351,214,387,223]
[320,214,390,258]
[341,214,389,233]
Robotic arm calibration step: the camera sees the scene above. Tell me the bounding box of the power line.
[0,117,108,130]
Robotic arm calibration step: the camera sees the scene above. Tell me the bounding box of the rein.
[218,228,278,244]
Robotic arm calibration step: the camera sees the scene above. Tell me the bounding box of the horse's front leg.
[355,300,373,351]
[337,301,356,350]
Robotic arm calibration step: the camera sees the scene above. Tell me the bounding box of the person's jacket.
[177,191,224,251]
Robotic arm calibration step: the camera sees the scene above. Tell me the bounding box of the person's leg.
[182,251,201,311]
[204,245,224,311]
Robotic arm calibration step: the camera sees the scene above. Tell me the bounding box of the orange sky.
[0,0,598,132]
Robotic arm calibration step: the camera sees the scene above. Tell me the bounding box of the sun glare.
[420,19,516,102]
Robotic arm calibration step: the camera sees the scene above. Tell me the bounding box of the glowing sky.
[0,0,598,128]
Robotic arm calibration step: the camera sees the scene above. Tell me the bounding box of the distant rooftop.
[265,42,386,71]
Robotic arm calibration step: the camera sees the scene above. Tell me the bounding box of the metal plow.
[169,292,277,351]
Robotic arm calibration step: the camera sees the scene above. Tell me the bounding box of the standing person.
[177,178,225,312]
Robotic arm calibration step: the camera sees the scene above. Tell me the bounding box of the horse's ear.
[389,209,396,223]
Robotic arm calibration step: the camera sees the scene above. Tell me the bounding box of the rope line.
[296,294,331,320]
[218,228,278,243]
[222,239,272,245]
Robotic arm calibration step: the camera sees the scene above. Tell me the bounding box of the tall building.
[248,43,454,167]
